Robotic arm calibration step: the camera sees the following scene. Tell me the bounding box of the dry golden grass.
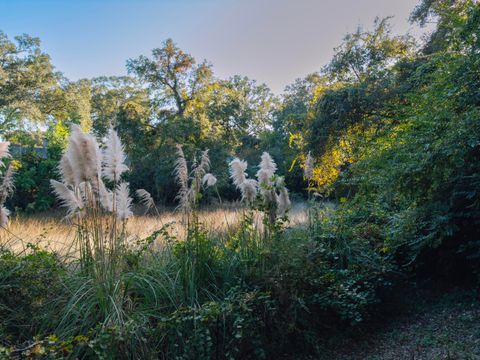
[0,203,308,255]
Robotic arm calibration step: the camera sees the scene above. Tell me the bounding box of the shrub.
[0,246,65,342]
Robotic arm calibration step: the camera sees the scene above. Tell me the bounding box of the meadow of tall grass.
[2,205,308,256]
[0,126,436,360]
[0,126,396,360]
[3,127,370,359]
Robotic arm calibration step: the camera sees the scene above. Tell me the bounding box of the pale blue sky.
[0,0,426,93]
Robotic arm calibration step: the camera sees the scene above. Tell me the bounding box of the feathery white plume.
[0,145,14,227]
[256,152,280,210]
[78,181,93,202]
[192,149,211,198]
[202,173,217,187]
[256,152,277,203]
[277,188,291,216]
[276,177,291,216]
[0,142,11,168]
[50,179,84,217]
[257,152,277,184]
[275,176,285,188]
[67,125,102,184]
[0,164,15,205]
[304,152,315,181]
[136,189,155,212]
[197,149,210,176]
[98,179,113,212]
[256,169,272,187]
[239,179,258,204]
[59,151,76,186]
[0,206,10,227]
[263,186,278,205]
[115,182,133,220]
[229,158,258,203]
[174,145,190,211]
[103,127,128,182]
[229,158,248,187]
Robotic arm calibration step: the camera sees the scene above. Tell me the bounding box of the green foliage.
[172,225,225,305]
[0,31,93,134]
[9,152,59,212]
[0,32,57,131]
[0,218,390,359]
[326,17,414,82]
[0,246,65,342]
[155,288,276,360]
[90,76,150,136]
[127,38,213,118]
[313,1,480,279]
[410,0,475,54]
[7,121,67,212]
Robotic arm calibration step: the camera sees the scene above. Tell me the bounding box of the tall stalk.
[51,126,134,326]
[0,142,14,231]
[174,145,217,305]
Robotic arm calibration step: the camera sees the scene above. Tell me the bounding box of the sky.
[0,0,427,94]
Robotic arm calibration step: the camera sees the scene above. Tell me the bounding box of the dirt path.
[325,290,480,360]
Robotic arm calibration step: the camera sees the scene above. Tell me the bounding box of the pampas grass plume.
[115,182,133,220]
[240,179,258,204]
[174,145,190,211]
[0,144,14,227]
[68,125,102,184]
[202,173,217,187]
[276,177,291,215]
[229,158,248,187]
[98,179,114,212]
[229,158,258,203]
[0,164,15,205]
[103,127,129,182]
[198,149,210,176]
[257,152,277,184]
[256,169,271,187]
[0,142,11,168]
[59,151,76,186]
[136,189,155,212]
[50,179,84,217]
[304,152,315,181]
[0,206,10,227]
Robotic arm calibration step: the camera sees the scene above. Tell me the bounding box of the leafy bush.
[0,246,65,342]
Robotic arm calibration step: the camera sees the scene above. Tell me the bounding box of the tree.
[410,0,475,53]
[199,76,277,147]
[0,32,58,132]
[297,18,417,194]
[90,76,149,136]
[126,38,212,118]
[275,73,325,136]
[325,17,414,83]
[0,31,94,136]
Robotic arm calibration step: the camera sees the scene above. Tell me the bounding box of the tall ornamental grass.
[0,142,14,229]
[2,128,297,357]
[50,125,132,273]
[49,125,149,336]
[173,145,219,304]
[227,152,292,275]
